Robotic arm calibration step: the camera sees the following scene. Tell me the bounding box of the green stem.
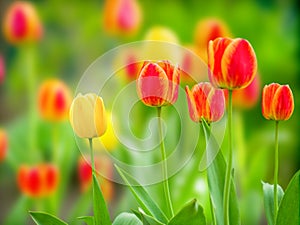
[157,107,174,218]
[274,121,279,222]
[89,138,95,172]
[224,90,233,225]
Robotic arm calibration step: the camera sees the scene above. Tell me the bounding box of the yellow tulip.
[69,93,107,138]
[100,111,118,151]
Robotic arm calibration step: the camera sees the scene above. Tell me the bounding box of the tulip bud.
[38,79,72,121]
[0,55,5,84]
[185,82,225,123]
[17,164,59,197]
[0,129,8,162]
[2,1,43,45]
[194,18,230,62]
[103,0,142,36]
[232,75,260,109]
[262,83,294,121]
[69,93,107,138]
[208,37,257,90]
[137,61,180,107]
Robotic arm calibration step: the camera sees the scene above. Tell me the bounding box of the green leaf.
[29,211,68,225]
[134,209,165,225]
[112,213,142,225]
[115,165,168,224]
[77,216,94,225]
[168,199,206,225]
[201,119,240,225]
[262,182,284,225]
[93,174,112,225]
[276,170,300,225]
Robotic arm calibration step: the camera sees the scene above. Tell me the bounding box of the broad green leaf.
[168,199,206,225]
[135,208,165,225]
[262,182,284,225]
[115,165,168,224]
[93,174,112,225]
[112,213,142,225]
[30,211,68,225]
[201,119,240,225]
[276,170,300,225]
[78,216,94,225]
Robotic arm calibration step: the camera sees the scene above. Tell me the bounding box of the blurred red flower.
[0,129,8,162]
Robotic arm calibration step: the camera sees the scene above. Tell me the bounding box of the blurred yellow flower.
[144,26,179,43]
[69,93,107,139]
[100,111,118,151]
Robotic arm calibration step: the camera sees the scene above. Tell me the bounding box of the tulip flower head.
[103,0,142,36]
[208,37,257,90]
[38,79,72,121]
[0,129,8,162]
[17,164,59,197]
[186,82,225,123]
[69,93,107,138]
[0,55,5,84]
[3,1,43,45]
[137,61,180,107]
[262,83,294,121]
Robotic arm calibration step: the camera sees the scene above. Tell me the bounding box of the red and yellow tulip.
[38,79,72,121]
[2,1,43,45]
[185,82,225,123]
[17,164,59,197]
[208,37,257,90]
[0,129,8,162]
[262,83,294,121]
[137,61,180,107]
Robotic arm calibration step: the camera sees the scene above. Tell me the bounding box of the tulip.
[194,18,231,62]
[0,129,8,162]
[100,111,119,151]
[0,55,5,84]
[208,37,257,90]
[2,1,43,45]
[69,93,107,138]
[262,83,294,121]
[17,164,59,197]
[137,61,180,107]
[186,82,225,123]
[144,26,179,43]
[38,79,72,121]
[231,75,260,109]
[103,0,142,36]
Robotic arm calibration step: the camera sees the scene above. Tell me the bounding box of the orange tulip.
[2,1,43,45]
[262,83,294,121]
[17,164,59,197]
[208,37,257,90]
[137,61,180,107]
[0,129,8,162]
[38,79,72,121]
[103,0,142,36]
[0,55,5,84]
[186,82,225,123]
[194,18,231,62]
[232,75,260,109]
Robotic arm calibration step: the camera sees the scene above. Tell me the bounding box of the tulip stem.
[89,138,95,173]
[274,121,279,222]
[157,107,174,218]
[224,90,233,225]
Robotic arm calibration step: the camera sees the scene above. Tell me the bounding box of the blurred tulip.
[144,26,179,43]
[0,129,8,162]
[185,82,225,123]
[69,93,107,138]
[17,164,59,197]
[137,61,180,107]
[0,55,5,84]
[77,156,113,201]
[103,0,142,36]
[124,54,143,81]
[100,111,119,151]
[38,79,72,121]
[208,37,257,90]
[262,83,294,121]
[2,1,43,45]
[232,75,260,109]
[194,18,230,62]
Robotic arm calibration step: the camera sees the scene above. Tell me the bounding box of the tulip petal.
[272,85,294,121]
[262,83,280,120]
[185,86,199,122]
[221,38,257,89]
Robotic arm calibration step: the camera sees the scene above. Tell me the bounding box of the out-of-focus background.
[0,0,299,225]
